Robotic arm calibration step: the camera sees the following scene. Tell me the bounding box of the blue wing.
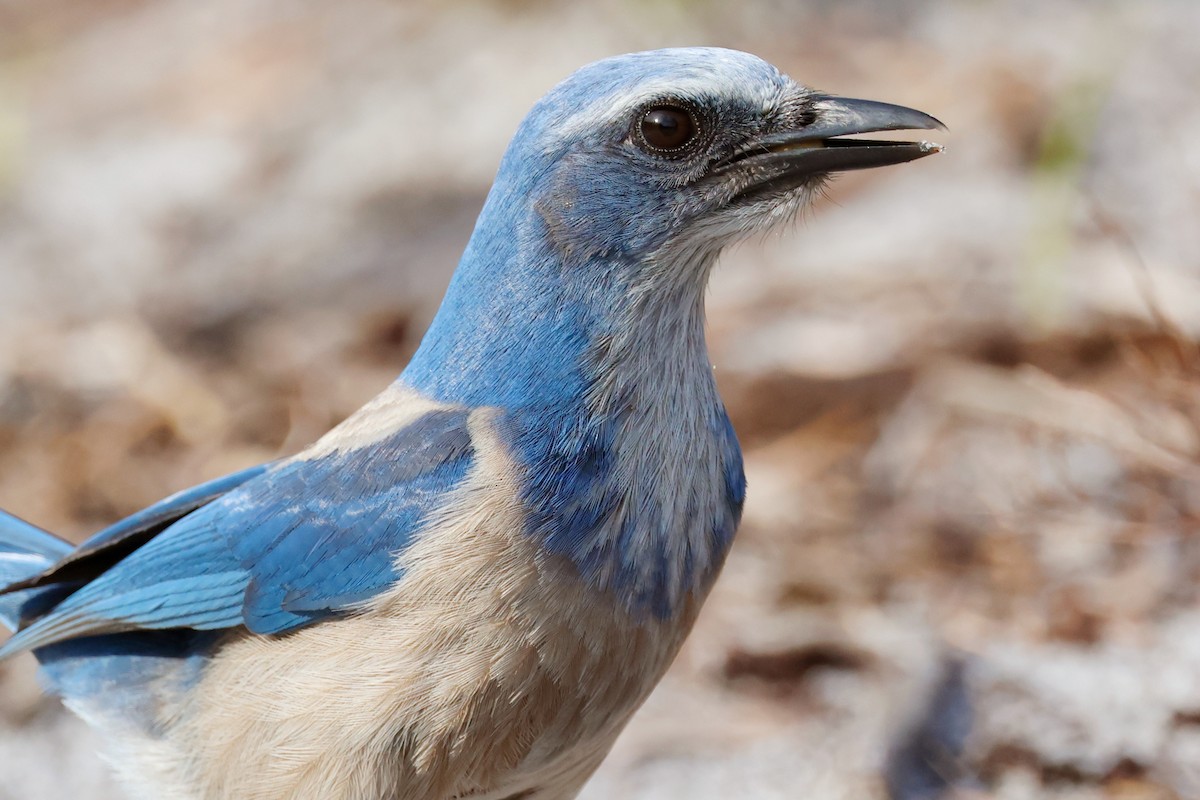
[0,512,72,565]
[4,462,273,596]
[0,512,73,630]
[0,407,475,657]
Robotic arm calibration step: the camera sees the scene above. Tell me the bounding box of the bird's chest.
[516,380,744,621]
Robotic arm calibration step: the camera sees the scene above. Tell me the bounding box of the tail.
[0,510,73,632]
[0,509,206,724]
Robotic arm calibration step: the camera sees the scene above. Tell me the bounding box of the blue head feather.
[402,48,794,410]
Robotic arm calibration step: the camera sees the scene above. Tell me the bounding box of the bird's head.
[405,48,941,408]
[490,46,942,272]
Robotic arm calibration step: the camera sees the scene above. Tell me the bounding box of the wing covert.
[0,407,475,656]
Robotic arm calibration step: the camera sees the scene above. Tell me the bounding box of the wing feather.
[0,407,476,657]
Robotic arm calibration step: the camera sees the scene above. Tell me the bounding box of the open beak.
[717,95,945,203]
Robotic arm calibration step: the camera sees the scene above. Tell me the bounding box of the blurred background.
[1,0,1198,797]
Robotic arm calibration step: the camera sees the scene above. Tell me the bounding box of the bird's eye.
[637,104,698,155]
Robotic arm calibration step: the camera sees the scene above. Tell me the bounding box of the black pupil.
[641,107,695,151]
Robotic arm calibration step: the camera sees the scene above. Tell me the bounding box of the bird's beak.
[716,95,944,203]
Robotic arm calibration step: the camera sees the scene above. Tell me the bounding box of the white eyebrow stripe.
[557,76,784,142]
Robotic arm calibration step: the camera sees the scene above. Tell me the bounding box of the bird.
[0,47,941,799]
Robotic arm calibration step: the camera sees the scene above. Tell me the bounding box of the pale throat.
[572,249,741,618]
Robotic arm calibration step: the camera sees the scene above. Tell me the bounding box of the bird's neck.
[402,181,715,412]
[401,191,607,410]
[402,196,745,621]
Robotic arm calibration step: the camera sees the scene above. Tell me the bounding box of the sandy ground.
[1,1,1199,797]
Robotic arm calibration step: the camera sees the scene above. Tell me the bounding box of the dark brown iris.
[638,105,697,153]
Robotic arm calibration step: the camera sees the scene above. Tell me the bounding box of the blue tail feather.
[0,510,73,631]
[0,511,214,720]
